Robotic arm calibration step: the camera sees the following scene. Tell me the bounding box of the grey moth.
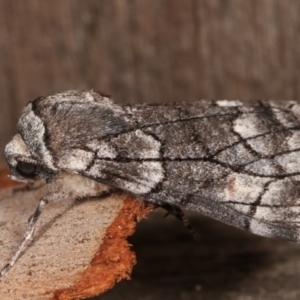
[2,90,300,276]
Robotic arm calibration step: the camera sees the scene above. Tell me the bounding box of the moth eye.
[16,161,37,178]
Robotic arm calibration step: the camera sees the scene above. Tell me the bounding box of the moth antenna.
[0,195,50,278]
[159,203,201,241]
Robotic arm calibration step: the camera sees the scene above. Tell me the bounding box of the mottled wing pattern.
[84,99,300,242]
[140,100,300,242]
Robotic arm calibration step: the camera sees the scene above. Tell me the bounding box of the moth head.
[5,134,56,183]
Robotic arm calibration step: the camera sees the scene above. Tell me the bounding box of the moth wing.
[137,101,300,243]
[187,192,300,243]
[57,129,165,195]
[144,168,300,243]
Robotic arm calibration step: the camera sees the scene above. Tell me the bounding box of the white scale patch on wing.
[260,178,300,206]
[249,219,275,239]
[253,206,300,223]
[215,143,257,165]
[227,203,251,215]
[234,113,269,138]
[97,143,117,159]
[223,173,270,203]
[216,100,243,107]
[88,130,161,160]
[59,149,94,171]
[86,140,118,159]
[287,130,300,150]
[275,151,300,173]
[121,161,164,194]
[133,130,161,159]
[88,160,164,195]
[244,158,279,176]
[246,136,274,156]
[87,130,164,194]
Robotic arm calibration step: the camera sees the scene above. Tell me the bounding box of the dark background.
[2,1,300,161]
[1,1,300,299]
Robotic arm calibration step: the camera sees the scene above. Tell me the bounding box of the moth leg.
[158,203,201,241]
[0,193,59,278]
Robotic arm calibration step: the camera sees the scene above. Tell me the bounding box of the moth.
[2,90,300,276]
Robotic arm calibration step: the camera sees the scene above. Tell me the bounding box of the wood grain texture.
[0,168,153,299]
[1,1,300,161]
